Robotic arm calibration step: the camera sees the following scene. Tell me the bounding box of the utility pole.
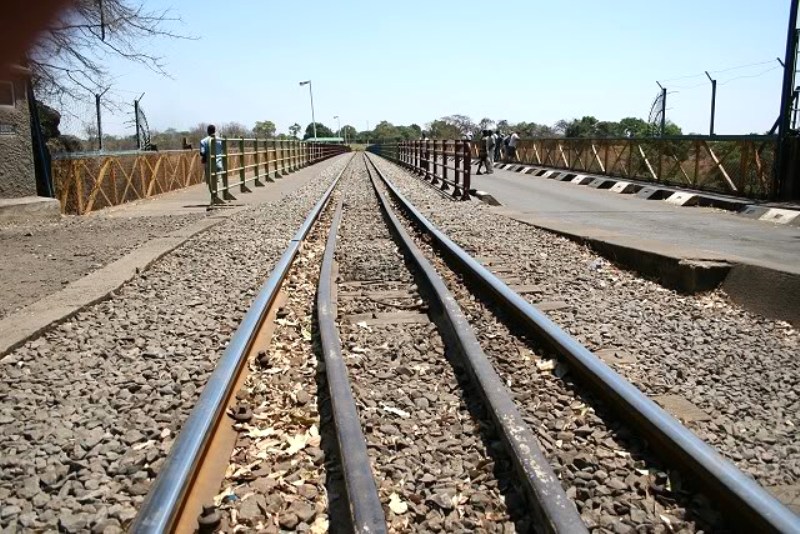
[776,0,800,200]
[705,71,717,136]
[656,81,667,137]
[298,80,316,140]
[95,86,110,150]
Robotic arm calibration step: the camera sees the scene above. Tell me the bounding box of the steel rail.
[131,153,354,534]
[364,155,588,534]
[317,199,388,533]
[365,153,800,534]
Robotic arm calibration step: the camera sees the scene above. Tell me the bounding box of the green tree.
[304,122,334,140]
[427,119,461,139]
[442,114,476,136]
[617,117,652,137]
[564,116,600,137]
[373,121,399,141]
[341,125,357,141]
[289,123,302,139]
[253,120,276,138]
[511,121,554,137]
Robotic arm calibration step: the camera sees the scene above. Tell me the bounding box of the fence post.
[239,138,251,193]
[657,141,664,183]
[424,140,430,178]
[626,139,633,179]
[221,138,236,200]
[461,140,471,200]
[277,140,284,177]
[441,141,449,190]
[253,138,265,187]
[207,136,220,204]
[264,138,274,183]
[454,141,462,197]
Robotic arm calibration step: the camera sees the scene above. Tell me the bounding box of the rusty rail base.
[317,199,388,533]
[366,154,800,533]
[130,154,354,534]
[364,154,587,534]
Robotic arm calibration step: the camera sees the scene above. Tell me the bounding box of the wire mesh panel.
[52,150,203,214]
[511,136,777,198]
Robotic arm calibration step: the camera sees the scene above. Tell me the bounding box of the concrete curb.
[470,189,502,206]
[0,216,226,357]
[489,162,800,224]
[492,208,800,326]
[0,196,61,223]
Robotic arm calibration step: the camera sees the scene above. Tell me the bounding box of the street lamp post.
[334,115,341,140]
[298,80,316,140]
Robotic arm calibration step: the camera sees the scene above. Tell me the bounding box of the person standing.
[199,124,223,202]
[493,130,502,164]
[507,131,520,162]
[477,130,495,175]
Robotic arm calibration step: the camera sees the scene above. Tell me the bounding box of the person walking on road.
[199,125,224,202]
[493,130,503,163]
[507,131,520,162]
[476,130,495,175]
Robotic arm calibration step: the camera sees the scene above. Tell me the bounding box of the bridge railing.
[52,149,203,214]
[51,140,349,214]
[369,140,471,200]
[470,135,778,199]
[206,138,348,205]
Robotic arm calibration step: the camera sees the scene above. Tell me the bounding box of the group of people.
[474,130,519,175]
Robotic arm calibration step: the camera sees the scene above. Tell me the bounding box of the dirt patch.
[0,213,203,318]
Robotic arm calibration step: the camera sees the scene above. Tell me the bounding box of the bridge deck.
[470,165,800,275]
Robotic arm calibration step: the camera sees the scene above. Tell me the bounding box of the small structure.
[0,65,59,221]
[0,65,36,197]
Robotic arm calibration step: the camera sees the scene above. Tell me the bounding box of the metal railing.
[206,138,348,205]
[471,136,778,199]
[368,140,471,200]
[52,150,203,215]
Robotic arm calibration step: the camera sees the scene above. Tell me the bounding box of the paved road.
[470,166,800,273]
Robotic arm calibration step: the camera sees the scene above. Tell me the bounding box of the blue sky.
[89,0,792,137]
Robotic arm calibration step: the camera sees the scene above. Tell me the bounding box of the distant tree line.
[357,114,683,142]
[47,113,686,153]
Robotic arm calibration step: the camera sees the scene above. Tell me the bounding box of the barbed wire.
[665,63,783,91]
[660,58,779,83]
[719,65,783,86]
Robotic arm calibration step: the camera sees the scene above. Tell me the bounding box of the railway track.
[132,153,799,533]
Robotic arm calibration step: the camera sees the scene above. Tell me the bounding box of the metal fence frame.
[369,140,471,200]
[475,135,778,199]
[52,150,203,214]
[206,138,347,205]
[51,140,349,214]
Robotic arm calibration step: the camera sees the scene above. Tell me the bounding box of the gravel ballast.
[370,157,732,532]
[0,156,350,532]
[335,161,525,532]
[367,156,799,494]
[215,194,336,533]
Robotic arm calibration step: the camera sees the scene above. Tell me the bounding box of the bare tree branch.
[29,0,193,117]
